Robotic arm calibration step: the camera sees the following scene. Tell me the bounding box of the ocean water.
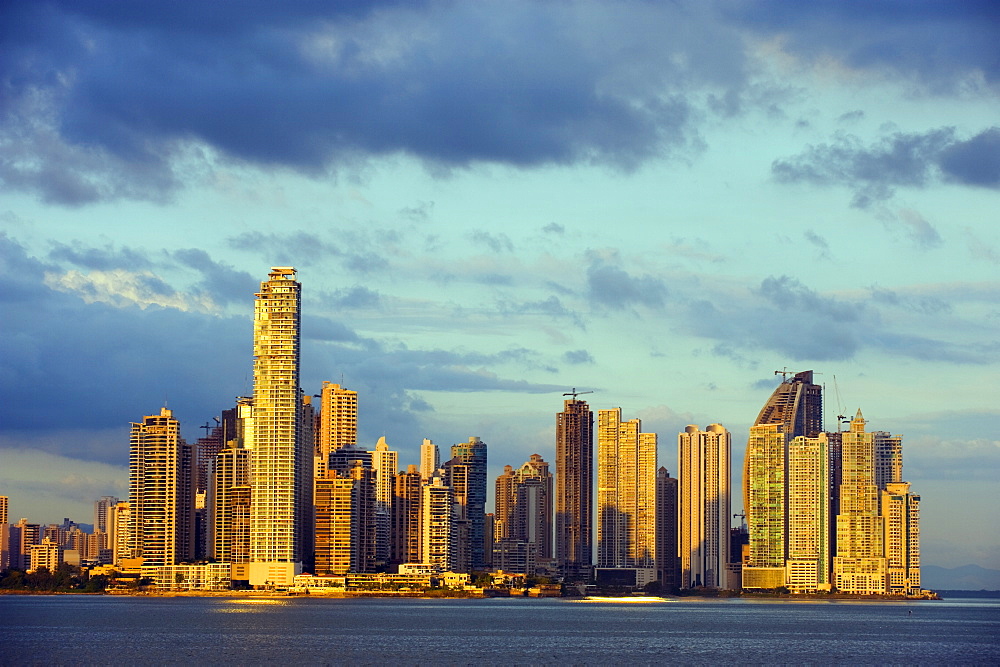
[1,595,998,664]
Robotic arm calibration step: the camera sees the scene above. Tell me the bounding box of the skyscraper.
[597,408,657,582]
[882,481,920,595]
[128,407,194,568]
[785,433,830,592]
[318,382,358,467]
[556,396,593,580]
[833,410,887,594]
[249,266,305,587]
[873,431,903,490]
[743,423,787,589]
[444,437,487,572]
[743,370,822,516]
[493,454,553,574]
[419,439,439,481]
[742,371,823,590]
[678,424,731,589]
[372,436,398,564]
[655,468,680,590]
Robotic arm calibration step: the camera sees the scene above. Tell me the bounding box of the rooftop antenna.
[563,388,593,400]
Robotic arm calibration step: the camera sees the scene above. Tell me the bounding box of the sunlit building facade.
[785,433,830,592]
[743,423,787,589]
[128,407,194,568]
[833,410,887,594]
[249,267,305,587]
[678,424,731,589]
[597,409,657,572]
[882,481,921,595]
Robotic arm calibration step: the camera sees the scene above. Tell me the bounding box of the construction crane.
[563,388,593,399]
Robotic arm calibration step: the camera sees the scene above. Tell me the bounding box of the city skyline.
[1,1,997,571]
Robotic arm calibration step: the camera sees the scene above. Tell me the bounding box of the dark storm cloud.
[2,234,568,462]
[724,0,1000,89]
[587,259,667,310]
[772,126,1000,207]
[1,0,747,205]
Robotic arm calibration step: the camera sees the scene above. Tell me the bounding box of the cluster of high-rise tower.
[1,269,921,596]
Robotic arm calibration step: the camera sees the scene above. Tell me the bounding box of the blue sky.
[1,0,997,569]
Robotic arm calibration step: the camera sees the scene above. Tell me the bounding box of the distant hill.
[922,564,1000,591]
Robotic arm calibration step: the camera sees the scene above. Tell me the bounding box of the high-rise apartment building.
[0,496,8,570]
[372,437,398,565]
[556,397,593,580]
[392,465,423,566]
[743,371,822,513]
[318,382,358,469]
[678,424,731,589]
[211,397,252,568]
[743,423,787,589]
[493,454,553,574]
[785,433,830,592]
[444,437,487,572]
[655,467,680,590]
[882,481,920,595]
[249,266,305,587]
[128,407,194,568]
[94,496,118,536]
[419,439,439,481]
[421,475,456,571]
[833,410,887,594]
[873,431,903,490]
[597,409,657,580]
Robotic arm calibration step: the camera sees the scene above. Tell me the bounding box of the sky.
[1,0,997,570]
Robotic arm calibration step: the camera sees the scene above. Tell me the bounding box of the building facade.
[655,467,680,590]
[785,433,830,592]
[249,267,305,587]
[556,397,593,580]
[128,407,194,568]
[678,424,731,589]
[597,409,657,574]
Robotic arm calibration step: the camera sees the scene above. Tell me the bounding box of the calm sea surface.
[2,595,998,664]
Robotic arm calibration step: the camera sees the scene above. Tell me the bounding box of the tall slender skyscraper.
[833,410,887,594]
[372,437,398,564]
[743,423,787,589]
[444,437,487,571]
[742,371,823,590]
[556,396,593,580]
[655,468,680,590]
[128,408,194,568]
[249,267,304,587]
[597,409,657,578]
[882,481,920,595]
[678,424,731,589]
[785,433,830,592]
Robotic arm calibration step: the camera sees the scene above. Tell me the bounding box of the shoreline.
[1,589,943,601]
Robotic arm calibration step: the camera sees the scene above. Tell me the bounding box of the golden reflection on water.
[214,598,291,612]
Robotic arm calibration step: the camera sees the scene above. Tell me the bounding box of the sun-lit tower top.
[319,381,358,458]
